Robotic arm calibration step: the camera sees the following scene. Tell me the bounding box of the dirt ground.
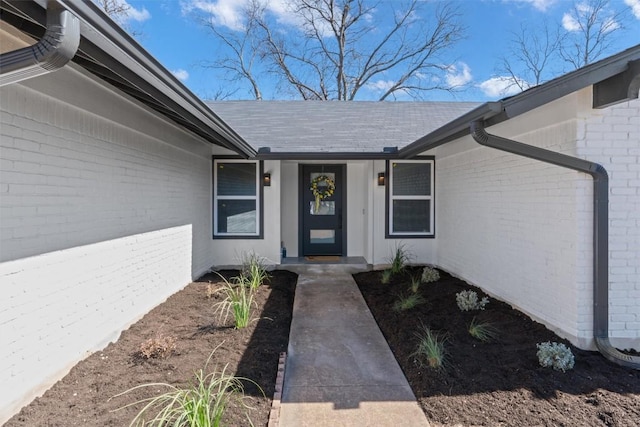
[5,270,298,427]
[354,267,640,427]
[7,266,640,427]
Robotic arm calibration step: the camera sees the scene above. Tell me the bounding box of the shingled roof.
[207,101,480,154]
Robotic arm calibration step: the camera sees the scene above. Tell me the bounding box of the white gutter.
[0,1,79,87]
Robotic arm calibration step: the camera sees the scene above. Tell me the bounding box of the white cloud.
[445,62,472,88]
[185,0,246,31]
[626,0,640,19]
[503,0,558,12]
[562,12,581,31]
[182,0,302,32]
[367,79,396,92]
[125,2,151,22]
[95,0,150,23]
[601,16,621,33]
[563,2,621,33]
[172,69,190,82]
[477,76,528,98]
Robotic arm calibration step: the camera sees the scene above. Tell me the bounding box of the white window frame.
[387,159,435,238]
[213,159,262,238]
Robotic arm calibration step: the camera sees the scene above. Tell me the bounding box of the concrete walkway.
[278,265,430,427]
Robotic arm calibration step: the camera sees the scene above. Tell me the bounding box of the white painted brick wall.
[434,93,591,349]
[579,96,640,349]
[0,67,215,422]
[434,90,639,351]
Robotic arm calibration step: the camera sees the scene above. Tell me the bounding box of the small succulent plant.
[536,342,575,372]
[456,290,489,311]
[421,266,440,283]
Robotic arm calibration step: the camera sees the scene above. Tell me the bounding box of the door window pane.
[392,200,430,233]
[310,229,335,244]
[217,200,257,233]
[310,172,335,182]
[392,163,431,196]
[309,201,335,215]
[217,163,256,196]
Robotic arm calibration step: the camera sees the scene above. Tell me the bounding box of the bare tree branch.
[95,0,144,38]
[195,0,464,100]
[560,0,626,69]
[198,0,266,100]
[499,20,565,92]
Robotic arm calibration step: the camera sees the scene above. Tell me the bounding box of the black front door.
[300,164,346,256]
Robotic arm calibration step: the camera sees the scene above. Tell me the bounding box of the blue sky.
[107,0,639,101]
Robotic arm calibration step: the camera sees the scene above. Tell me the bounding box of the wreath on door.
[310,175,335,212]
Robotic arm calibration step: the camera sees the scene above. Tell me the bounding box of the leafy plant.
[468,318,499,342]
[240,251,270,291]
[393,293,425,312]
[412,325,447,370]
[389,243,412,275]
[536,342,575,372]
[138,335,177,360]
[456,290,489,311]
[214,274,256,329]
[409,275,422,293]
[112,350,261,426]
[380,269,393,285]
[421,266,440,283]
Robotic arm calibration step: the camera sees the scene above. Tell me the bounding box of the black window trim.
[212,156,264,240]
[385,156,436,239]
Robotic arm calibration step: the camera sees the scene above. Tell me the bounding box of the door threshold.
[281,256,368,265]
[279,256,371,274]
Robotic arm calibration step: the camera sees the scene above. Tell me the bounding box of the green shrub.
[214,274,256,329]
[393,293,425,312]
[113,351,260,427]
[456,290,489,311]
[380,269,392,284]
[240,251,270,291]
[536,342,575,372]
[409,275,421,293]
[389,243,412,275]
[412,325,447,370]
[421,266,440,283]
[468,317,499,342]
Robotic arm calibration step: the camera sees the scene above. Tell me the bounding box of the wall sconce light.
[377,172,385,186]
[263,173,271,186]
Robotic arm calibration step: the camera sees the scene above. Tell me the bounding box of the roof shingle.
[207,101,480,153]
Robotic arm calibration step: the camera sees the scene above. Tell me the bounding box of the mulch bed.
[5,270,297,427]
[7,265,640,426]
[353,266,640,427]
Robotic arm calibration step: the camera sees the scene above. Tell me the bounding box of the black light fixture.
[377,172,385,186]
[263,172,271,186]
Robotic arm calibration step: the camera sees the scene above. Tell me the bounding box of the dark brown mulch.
[353,267,640,427]
[5,270,297,427]
[8,265,639,427]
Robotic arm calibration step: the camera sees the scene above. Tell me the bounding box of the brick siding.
[435,90,640,351]
[0,68,214,422]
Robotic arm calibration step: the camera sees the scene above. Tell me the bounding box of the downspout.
[470,121,640,369]
[0,1,80,87]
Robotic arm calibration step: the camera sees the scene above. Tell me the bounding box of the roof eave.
[3,0,256,158]
[399,43,640,159]
[255,151,400,161]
